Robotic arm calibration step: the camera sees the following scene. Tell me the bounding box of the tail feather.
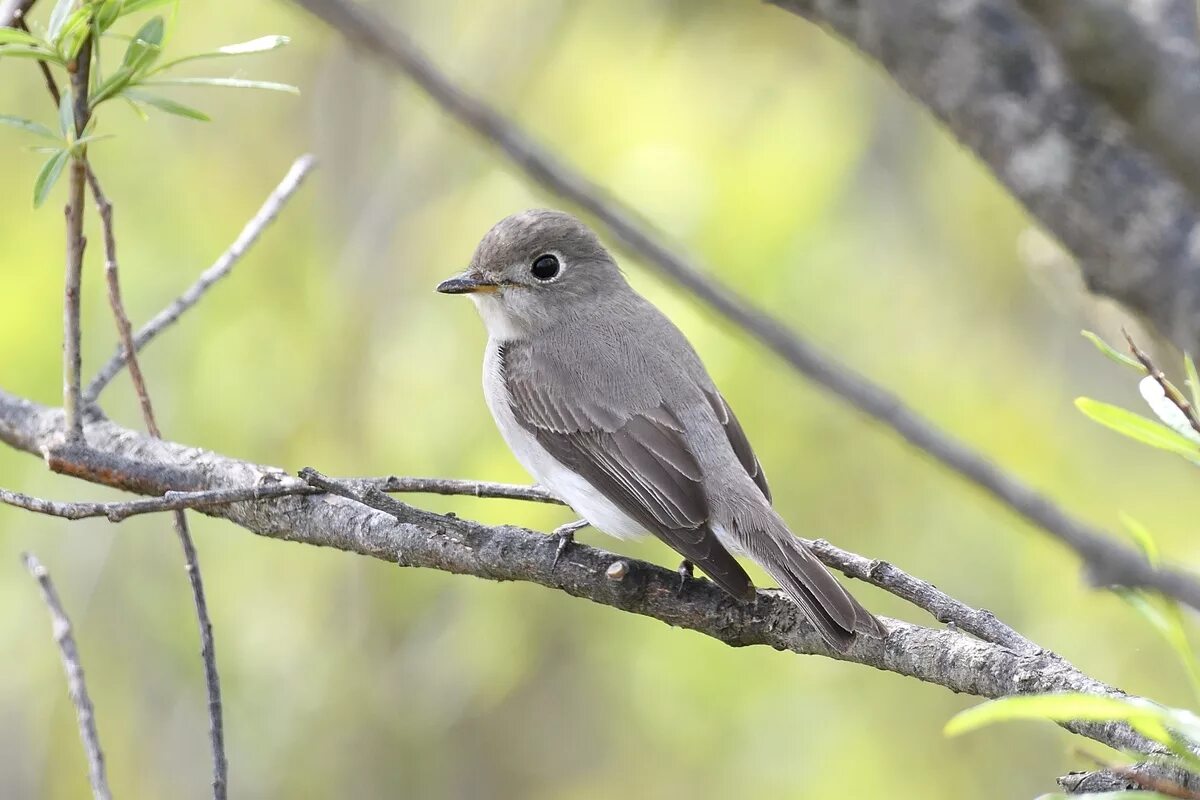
[748,526,883,651]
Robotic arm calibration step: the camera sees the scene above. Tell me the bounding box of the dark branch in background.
[61,34,92,442]
[83,167,228,800]
[286,0,1200,613]
[1016,0,1200,206]
[22,552,112,800]
[83,154,316,403]
[767,0,1200,363]
[0,391,1185,771]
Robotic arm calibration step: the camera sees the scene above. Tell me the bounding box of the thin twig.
[1,482,312,521]
[285,0,1200,612]
[14,17,62,105]
[83,166,228,800]
[1123,328,1200,437]
[83,154,316,403]
[22,552,112,800]
[61,35,92,443]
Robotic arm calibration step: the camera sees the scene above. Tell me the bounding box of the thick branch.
[1017,0,1200,205]
[0,387,1178,762]
[769,0,1200,360]
[22,552,112,800]
[284,0,1200,613]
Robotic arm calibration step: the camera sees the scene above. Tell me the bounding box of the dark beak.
[436,270,499,295]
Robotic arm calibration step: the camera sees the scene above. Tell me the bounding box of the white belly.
[483,340,646,540]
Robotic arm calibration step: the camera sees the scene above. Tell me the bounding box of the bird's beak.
[436,270,500,295]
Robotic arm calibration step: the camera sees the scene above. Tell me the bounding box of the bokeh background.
[2,1,1197,797]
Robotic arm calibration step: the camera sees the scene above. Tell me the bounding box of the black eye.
[530,254,560,281]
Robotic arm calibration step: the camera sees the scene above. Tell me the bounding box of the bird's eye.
[530,254,560,281]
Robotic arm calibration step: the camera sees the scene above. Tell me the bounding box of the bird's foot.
[677,559,694,596]
[549,519,589,568]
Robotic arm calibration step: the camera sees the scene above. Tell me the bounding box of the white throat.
[470,293,527,341]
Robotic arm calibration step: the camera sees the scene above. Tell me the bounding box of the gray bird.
[437,209,882,650]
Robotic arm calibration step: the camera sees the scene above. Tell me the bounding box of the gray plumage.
[438,209,882,650]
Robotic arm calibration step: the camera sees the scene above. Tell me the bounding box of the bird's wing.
[703,389,771,503]
[502,355,753,598]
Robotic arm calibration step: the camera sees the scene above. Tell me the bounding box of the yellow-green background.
[2,2,1196,797]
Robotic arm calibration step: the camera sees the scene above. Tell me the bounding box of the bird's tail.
[744,521,884,652]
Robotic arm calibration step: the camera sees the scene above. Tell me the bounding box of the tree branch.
[0,387,1183,764]
[22,552,112,800]
[61,34,91,443]
[768,0,1200,358]
[1016,0,1200,207]
[83,154,316,404]
[281,0,1200,614]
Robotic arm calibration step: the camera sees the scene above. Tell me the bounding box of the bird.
[436,209,883,651]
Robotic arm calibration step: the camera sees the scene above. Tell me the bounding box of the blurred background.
[2,1,1197,797]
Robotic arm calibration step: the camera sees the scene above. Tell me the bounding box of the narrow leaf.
[1185,353,1200,416]
[945,694,1176,741]
[95,0,124,31]
[1119,513,1160,564]
[123,89,209,120]
[47,0,76,40]
[0,28,40,45]
[1082,330,1145,372]
[1120,590,1200,706]
[0,115,59,140]
[154,34,289,71]
[142,77,299,93]
[121,96,150,121]
[0,44,66,63]
[119,0,173,14]
[89,66,135,106]
[57,88,74,138]
[121,14,163,73]
[33,149,70,208]
[1075,398,1200,461]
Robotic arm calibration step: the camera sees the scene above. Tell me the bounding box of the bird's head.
[436,209,627,339]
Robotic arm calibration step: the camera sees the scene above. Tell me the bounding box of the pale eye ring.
[530,254,560,281]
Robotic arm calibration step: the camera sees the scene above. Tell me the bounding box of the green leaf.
[0,44,66,64]
[946,693,1200,772]
[122,89,208,120]
[1120,590,1200,705]
[47,0,76,41]
[0,115,59,140]
[1075,397,1200,461]
[32,149,70,208]
[141,77,299,93]
[89,65,135,106]
[153,34,289,72]
[121,96,149,121]
[56,4,92,58]
[1082,330,1145,372]
[121,14,163,73]
[118,0,174,14]
[57,88,74,137]
[0,28,41,46]
[95,0,124,32]
[1185,353,1200,416]
[1119,513,1160,564]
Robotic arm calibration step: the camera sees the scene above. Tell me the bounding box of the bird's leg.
[549,519,589,568]
[677,559,694,596]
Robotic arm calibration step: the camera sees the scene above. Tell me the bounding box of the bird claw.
[677,559,694,596]
[549,519,588,568]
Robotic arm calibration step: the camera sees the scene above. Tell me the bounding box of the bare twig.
[83,154,316,403]
[13,16,61,105]
[1064,750,1200,799]
[22,552,112,800]
[2,398,1171,758]
[82,166,228,800]
[284,0,1200,612]
[61,35,92,443]
[1123,329,1200,437]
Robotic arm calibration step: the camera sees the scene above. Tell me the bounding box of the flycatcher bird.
[437,209,882,650]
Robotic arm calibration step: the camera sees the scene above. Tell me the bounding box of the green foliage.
[1082,330,1145,372]
[1074,397,1200,462]
[1,0,294,206]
